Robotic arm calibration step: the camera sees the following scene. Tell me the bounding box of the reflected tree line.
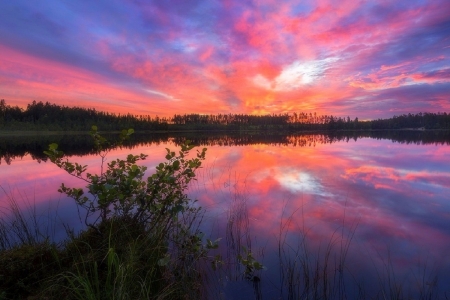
[2,130,450,165]
[2,100,450,131]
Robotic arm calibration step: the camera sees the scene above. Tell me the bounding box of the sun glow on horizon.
[0,0,449,118]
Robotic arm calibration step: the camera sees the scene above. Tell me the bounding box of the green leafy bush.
[0,127,264,299]
[40,127,217,299]
[44,126,207,232]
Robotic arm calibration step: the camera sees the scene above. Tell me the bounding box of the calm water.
[1,132,450,298]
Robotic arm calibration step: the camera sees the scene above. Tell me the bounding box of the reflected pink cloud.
[199,140,450,263]
[1,136,450,292]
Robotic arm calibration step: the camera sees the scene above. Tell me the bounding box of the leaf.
[45,127,208,230]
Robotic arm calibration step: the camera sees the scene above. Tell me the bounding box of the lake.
[1,131,450,298]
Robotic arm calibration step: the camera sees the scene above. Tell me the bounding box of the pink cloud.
[1,0,449,118]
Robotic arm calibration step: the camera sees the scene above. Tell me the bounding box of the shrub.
[44,126,207,233]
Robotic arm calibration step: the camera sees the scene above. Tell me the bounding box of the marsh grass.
[0,178,446,300]
[225,182,252,280]
[276,205,444,299]
[48,217,174,300]
[198,174,444,300]
[0,187,56,249]
[0,192,211,300]
[0,188,62,298]
[365,249,441,300]
[274,200,359,300]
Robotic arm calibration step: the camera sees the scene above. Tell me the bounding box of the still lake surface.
[1,131,450,298]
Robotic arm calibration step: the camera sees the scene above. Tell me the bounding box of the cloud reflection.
[1,136,450,288]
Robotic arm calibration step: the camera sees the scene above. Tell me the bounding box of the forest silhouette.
[2,99,450,131]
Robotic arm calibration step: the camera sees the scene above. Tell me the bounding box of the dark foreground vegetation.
[2,99,450,132]
[0,128,263,299]
[0,128,446,299]
[0,130,212,299]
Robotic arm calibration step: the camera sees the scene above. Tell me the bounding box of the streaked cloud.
[0,0,449,118]
[144,89,179,101]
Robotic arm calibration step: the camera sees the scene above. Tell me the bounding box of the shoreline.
[0,127,446,137]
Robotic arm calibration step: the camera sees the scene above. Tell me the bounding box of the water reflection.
[193,139,450,298]
[2,130,450,165]
[1,132,450,298]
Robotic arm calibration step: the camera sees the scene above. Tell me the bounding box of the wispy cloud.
[144,89,179,101]
[0,0,449,118]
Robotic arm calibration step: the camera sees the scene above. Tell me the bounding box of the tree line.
[0,100,169,131]
[1,99,450,131]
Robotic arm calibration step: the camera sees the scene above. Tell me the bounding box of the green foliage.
[41,126,225,298]
[45,126,207,229]
[1,126,264,298]
[47,217,170,300]
[237,246,265,281]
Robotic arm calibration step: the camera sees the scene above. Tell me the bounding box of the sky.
[0,0,449,119]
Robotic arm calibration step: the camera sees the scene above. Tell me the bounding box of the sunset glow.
[0,0,449,118]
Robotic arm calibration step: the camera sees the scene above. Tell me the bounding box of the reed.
[0,187,445,299]
[0,135,446,299]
